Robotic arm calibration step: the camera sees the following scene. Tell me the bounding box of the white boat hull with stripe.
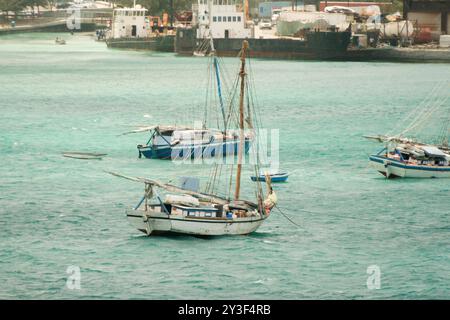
[126,209,266,236]
[369,155,450,178]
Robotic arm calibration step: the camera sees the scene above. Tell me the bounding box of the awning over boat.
[420,146,448,158]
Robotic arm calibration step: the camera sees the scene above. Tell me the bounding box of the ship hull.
[369,155,450,178]
[138,139,251,160]
[346,47,450,63]
[175,28,352,60]
[126,209,265,236]
[106,35,175,52]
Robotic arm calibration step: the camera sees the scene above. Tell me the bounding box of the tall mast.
[209,34,227,130]
[234,40,248,201]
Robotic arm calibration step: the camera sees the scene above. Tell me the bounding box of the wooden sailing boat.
[111,41,277,236]
[122,36,252,160]
[366,84,450,178]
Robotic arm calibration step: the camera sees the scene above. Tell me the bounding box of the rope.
[274,204,302,228]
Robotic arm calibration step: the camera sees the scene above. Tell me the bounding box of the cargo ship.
[105,5,174,52]
[175,0,352,60]
[176,0,450,63]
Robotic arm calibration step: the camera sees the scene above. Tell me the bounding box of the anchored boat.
[122,36,253,160]
[112,41,277,236]
[366,83,450,178]
[251,170,289,183]
[123,125,252,160]
[369,139,450,178]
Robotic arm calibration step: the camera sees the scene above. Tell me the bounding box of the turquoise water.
[0,33,449,299]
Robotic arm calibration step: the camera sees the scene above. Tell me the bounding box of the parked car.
[259,19,272,30]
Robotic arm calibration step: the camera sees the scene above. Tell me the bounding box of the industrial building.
[403,0,450,36]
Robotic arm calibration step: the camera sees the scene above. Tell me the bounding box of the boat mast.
[234,40,248,200]
[210,35,227,130]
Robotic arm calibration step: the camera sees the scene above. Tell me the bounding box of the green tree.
[0,0,27,20]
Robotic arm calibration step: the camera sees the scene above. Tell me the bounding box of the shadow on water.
[129,230,283,241]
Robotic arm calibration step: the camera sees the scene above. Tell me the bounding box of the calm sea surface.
[0,33,449,299]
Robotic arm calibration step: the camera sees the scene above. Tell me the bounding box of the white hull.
[369,155,450,178]
[126,209,266,236]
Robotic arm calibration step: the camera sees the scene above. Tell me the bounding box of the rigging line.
[228,164,234,199]
[387,81,446,136]
[210,164,219,195]
[211,163,223,195]
[292,207,446,231]
[400,93,448,137]
[402,94,450,137]
[396,82,447,136]
[274,204,303,229]
[213,56,227,129]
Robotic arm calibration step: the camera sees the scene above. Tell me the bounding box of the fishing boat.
[124,126,252,160]
[367,138,450,178]
[366,83,450,178]
[123,37,253,160]
[111,41,277,236]
[62,152,107,160]
[251,170,289,183]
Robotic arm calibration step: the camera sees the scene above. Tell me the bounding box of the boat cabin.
[111,6,150,39]
[386,144,450,166]
[195,0,252,39]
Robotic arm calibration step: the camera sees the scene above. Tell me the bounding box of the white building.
[195,0,252,39]
[111,6,150,39]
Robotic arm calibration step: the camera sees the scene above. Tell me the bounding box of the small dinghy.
[251,171,289,183]
[55,37,66,45]
[62,152,107,160]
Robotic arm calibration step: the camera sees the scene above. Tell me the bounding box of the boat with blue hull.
[124,32,255,160]
[366,82,450,179]
[138,136,252,159]
[251,171,289,183]
[369,145,450,179]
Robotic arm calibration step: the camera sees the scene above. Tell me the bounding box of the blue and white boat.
[124,36,254,160]
[132,126,252,160]
[366,83,450,179]
[369,141,450,178]
[251,170,289,182]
